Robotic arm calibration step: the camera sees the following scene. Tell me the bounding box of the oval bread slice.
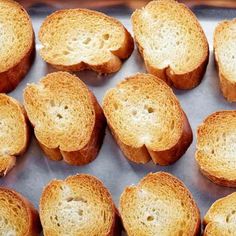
[214,19,236,102]
[0,0,35,93]
[196,111,236,187]
[0,187,41,236]
[0,94,29,176]
[39,9,134,74]
[131,0,209,89]
[23,71,106,165]
[203,192,236,236]
[120,172,200,236]
[103,73,192,165]
[40,174,122,236]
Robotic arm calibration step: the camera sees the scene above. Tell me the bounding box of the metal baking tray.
[2,0,236,234]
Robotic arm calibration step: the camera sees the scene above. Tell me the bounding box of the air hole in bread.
[103,34,109,40]
[57,114,63,119]
[64,105,68,110]
[147,215,154,221]
[63,51,69,55]
[78,209,83,216]
[178,230,184,236]
[99,40,104,49]
[83,37,91,45]
[132,110,137,116]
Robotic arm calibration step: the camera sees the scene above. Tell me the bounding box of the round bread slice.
[0,187,41,236]
[40,174,122,236]
[103,73,192,165]
[23,71,106,165]
[203,192,236,236]
[39,8,134,74]
[214,19,236,102]
[120,172,200,236]
[0,94,29,176]
[0,0,35,93]
[196,111,236,187]
[131,0,209,89]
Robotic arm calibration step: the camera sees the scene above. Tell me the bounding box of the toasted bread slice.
[23,71,106,165]
[214,19,236,102]
[203,192,236,236]
[40,174,122,236]
[131,0,209,89]
[0,0,35,93]
[0,187,41,236]
[103,73,192,165]
[120,172,200,236]
[0,94,29,176]
[39,8,133,74]
[196,111,236,187]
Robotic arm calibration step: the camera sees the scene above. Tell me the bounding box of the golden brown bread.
[196,111,236,187]
[120,172,201,236]
[0,187,41,236]
[203,192,236,236]
[214,18,236,102]
[131,0,209,89]
[0,94,30,176]
[0,0,35,93]
[103,73,192,165]
[39,8,133,74]
[40,174,122,236]
[23,71,106,165]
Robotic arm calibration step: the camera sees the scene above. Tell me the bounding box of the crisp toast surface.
[131,0,209,89]
[0,94,29,176]
[24,71,106,165]
[120,172,200,236]
[40,174,121,236]
[214,19,236,102]
[0,187,41,236]
[103,73,192,165]
[204,192,236,236]
[0,0,35,93]
[39,8,134,74]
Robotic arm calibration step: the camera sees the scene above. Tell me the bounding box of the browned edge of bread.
[119,172,201,236]
[0,94,31,176]
[103,73,193,165]
[39,8,134,74]
[0,187,41,235]
[23,72,106,166]
[39,174,122,236]
[0,1,35,93]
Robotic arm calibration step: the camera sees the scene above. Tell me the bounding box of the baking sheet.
[1,1,236,234]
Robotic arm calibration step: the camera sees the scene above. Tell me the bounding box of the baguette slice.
[103,73,192,165]
[0,0,35,93]
[39,8,134,74]
[23,71,106,165]
[0,94,29,176]
[203,192,236,236]
[120,172,200,236]
[214,19,236,102]
[131,0,209,89]
[40,174,122,236]
[0,187,41,236]
[196,111,236,187]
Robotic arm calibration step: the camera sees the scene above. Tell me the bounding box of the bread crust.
[103,73,193,165]
[214,19,236,102]
[0,1,35,93]
[24,72,106,166]
[0,187,41,236]
[40,174,122,236]
[196,110,236,187]
[132,0,209,90]
[120,172,201,236]
[39,8,134,74]
[0,94,30,176]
